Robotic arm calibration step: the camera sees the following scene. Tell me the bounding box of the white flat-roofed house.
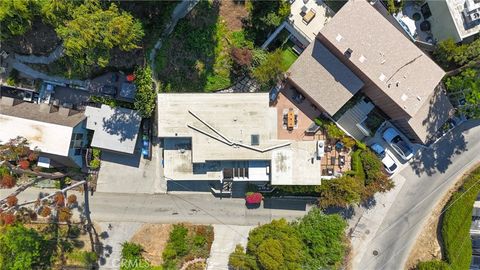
[0,97,87,167]
[157,93,322,193]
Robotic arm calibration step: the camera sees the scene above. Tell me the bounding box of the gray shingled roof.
[287,39,364,115]
[319,0,445,117]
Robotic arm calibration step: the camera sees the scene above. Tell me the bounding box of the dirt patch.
[404,177,467,269]
[218,0,249,31]
[2,19,60,56]
[130,224,172,265]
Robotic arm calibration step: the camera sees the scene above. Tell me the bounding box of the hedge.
[442,168,480,269]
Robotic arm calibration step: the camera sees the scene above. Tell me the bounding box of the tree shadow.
[409,120,478,176]
[323,205,356,219]
[101,107,141,142]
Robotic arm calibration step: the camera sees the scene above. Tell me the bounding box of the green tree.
[229,244,259,270]
[252,50,284,89]
[0,224,51,270]
[316,175,363,209]
[56,1,144,68]
[295,208,347,269]
[0,0,36,39]
[133,66,156,118]
[433,39,459,69]
[37,0,77,27]
[445,68,480,118]
[244,0,290,45]
[247,219,306,270]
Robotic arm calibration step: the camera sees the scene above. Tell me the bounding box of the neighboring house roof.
[85,105,141,154]
[427,0,480,43]
[288,39,364,115]
[0,98,85,156]
[319,0,446,117]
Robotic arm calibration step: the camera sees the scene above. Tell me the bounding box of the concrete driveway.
[96,140,165,194]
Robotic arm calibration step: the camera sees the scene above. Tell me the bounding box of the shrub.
[54,193,65,207]
[325,122,345,140]
[40,206,51,217]
[121,242,149,270]
[246,193,263,204]
[27,152,38,162]
[350,150,366,181]
[229,244,259,270]
[58,207,72,222]
[89,159,100,170]
[231,47,253,67]
[134,66,156,118]
[341,136,356,149]
[360,150,384,185]
[162,224,189,262]
[0,166,9,177]
[317,175,363,209]
[18,160,30,170]
[92,148,101,159]
[417,260,449,270]
[1,175,16,188]
[67,194,77,205]
[1,213,15,225]
[6,196,17,207]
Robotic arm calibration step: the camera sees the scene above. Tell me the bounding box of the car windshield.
[391,136,412,156]
[388,162,398,172]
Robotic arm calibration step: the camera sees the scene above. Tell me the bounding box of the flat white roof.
[85,105,141,154]
[0,114,73,156]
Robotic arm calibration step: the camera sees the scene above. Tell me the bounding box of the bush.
[0,166,9,177]
[1,175,16,188]
[317,175,363,209]
[133,66,156,118]
[57,207,72,222]
[89,159,100,170]
[54,193,65,207]
[121,242,149,270]
[162,224,189,262]
[229,244,259,270]
[245,193,263,204]
[6,196,17,207]
[350,150,366,181]
[417,260,449,270]
[92,148,101,159]
[67,194,77,205]
[40,206,51,217]
[325,122,345,140]
[360,150,384,185]
[18,160,30,170]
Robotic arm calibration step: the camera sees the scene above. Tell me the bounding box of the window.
[70,133,84,155]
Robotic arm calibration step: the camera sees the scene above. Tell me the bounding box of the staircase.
[336,100,375,140]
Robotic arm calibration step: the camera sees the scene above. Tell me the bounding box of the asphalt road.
[356,120,480,269]
[88,192,307,225]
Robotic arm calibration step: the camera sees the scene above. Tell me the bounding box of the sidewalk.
[206,225,253,270]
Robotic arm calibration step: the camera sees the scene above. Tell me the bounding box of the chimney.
[344,48,353,58]
[0,97,15,107]
[58,107,72,117]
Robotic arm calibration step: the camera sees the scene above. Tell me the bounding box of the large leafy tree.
[295,208,347,269]
[247,219,306,270]
[252,49,284,90]
[316,175,363,209]
[0,224,51,270]
[56,1,144,68]
[37,0,78,27]
[0,0,36,39]
[133,66,156,118]
[244,0,290,45]
[445,68,480,118]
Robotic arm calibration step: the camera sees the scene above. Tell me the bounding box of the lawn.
[155,1,233,92]
[281,45,298,71]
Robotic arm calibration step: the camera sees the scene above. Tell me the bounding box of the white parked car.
[370,143,399,175]
[382,127,414,161]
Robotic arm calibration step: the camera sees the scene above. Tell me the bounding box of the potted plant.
[245,192,263,209]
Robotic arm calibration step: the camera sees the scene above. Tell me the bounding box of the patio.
[287,0,333,42]
[272,84,352,177]
[396,2,434,43]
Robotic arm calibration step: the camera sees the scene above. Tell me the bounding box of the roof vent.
[251,134,259,146]
[379,73,386,81]
[336,34,343,42]
[359,55,366,63]
[344,48,353,58]
[401,94,408,101]
[416,96,422,101]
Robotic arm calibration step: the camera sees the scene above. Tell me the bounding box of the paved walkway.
[207,225,253,270]
[14,45,64,64]
[11,61,86,86]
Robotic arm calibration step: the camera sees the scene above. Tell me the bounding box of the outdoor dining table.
[303,9,316,24]
[287,110,295,129]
